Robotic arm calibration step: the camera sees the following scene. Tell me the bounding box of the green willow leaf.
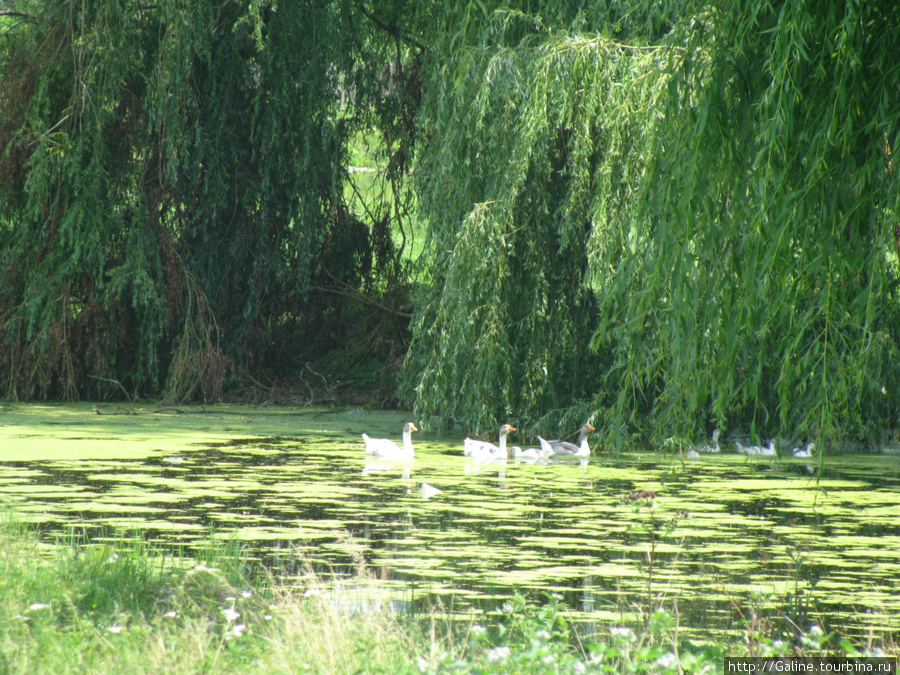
[405,0,900,447]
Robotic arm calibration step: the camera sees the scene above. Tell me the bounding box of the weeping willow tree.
[406,0,900,446]
[0,1,424,401]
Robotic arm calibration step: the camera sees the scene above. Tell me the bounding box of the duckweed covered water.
[1,403,899,640]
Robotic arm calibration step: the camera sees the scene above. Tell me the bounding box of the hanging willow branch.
[405,1,900,446]
[0,0,423,401]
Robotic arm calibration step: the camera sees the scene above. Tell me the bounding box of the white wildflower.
[656,653,678,670]
[222,608,240,622]
[28,603,49,611]
[486,646,510,663]
[108,625,123,634]
[610,626,636,642]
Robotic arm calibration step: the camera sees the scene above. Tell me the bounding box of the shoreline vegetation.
[0,515,889,675]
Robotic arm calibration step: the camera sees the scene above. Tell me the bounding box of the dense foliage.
[0,0,421,401]
[3,0,899,446]
[406,0,900,445]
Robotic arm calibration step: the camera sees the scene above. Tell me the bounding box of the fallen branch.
[312,271,413,319]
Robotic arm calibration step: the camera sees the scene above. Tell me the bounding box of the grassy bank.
[0,520,418,674]
[0,516,888,674]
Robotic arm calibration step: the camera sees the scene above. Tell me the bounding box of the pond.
[1,403,899,642]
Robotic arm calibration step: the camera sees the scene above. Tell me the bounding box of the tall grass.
[0,518,417,674]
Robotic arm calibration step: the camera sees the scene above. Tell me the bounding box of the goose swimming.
[362,422,418,460]
[538,423,595,458]
[510,446,553,461]
[736,439,776,457]
[464,424,516,460]
[695,429,721,453]
[792,442,816,459]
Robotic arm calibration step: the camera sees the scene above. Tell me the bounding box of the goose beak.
[410,423,419,432]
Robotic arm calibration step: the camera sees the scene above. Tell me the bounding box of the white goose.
[736,439,776,457]
[792,442,816,459]
[419,482,443,499]
[510,446,553,461]
[696,428,721,453]
[538,423,595,458]
[464,424,516,460]
[362,422,418,460]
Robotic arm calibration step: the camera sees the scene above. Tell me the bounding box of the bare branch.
[312,271,413,319]
[355,3,428,53]
[0,10,37,21]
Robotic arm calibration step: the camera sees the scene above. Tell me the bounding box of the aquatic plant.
[730,545,830,656]
[0,510,893,674]
[620,490,689,624]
